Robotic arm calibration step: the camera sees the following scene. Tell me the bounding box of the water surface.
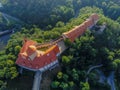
[0,33,12,50]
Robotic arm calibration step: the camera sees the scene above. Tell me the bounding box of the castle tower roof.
[26,45,37,56]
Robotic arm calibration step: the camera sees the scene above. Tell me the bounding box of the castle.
[16,13,99,72]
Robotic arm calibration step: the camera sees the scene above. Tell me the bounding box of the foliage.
[80,82,90,90]
[52,11,120,90]
[1,0,120,89]
[64,38,72,47]
[0,80,7,90]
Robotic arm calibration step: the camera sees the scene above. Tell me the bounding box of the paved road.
[86,64,103,82]
[97,70,116,90]
[32,71,42,90]
[107,71,116,90]
[96,70,106,83]
[1,12,23,23]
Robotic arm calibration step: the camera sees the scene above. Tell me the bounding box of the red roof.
[16,40,60,70]
[62,14,99,42]
[16,13,99,71]
[90,13,99,21]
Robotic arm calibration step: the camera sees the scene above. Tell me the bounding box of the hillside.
[0,0,120,90]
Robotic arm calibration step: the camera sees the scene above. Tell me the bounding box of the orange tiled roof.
[26,45,37,56]
[16,41,60,70]
[16,13,99,71]
[62,14,99,42]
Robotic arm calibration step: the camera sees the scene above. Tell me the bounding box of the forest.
[0,0,120,90]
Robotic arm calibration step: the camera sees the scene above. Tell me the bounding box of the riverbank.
[0,31,13,50]
[0,30,13,36]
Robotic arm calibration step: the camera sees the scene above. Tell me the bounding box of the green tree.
[59,82,69,90]
[80,82,90,90]
[51,81,60,88]
[57,72,63,79]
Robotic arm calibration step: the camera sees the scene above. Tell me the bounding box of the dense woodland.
[0,0,120,90]
[1,0,120,29]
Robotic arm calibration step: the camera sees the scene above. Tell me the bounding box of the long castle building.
[16,13,99,72]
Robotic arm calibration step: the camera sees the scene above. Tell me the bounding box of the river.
[0,33,12,50]
[0,2,21,50]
